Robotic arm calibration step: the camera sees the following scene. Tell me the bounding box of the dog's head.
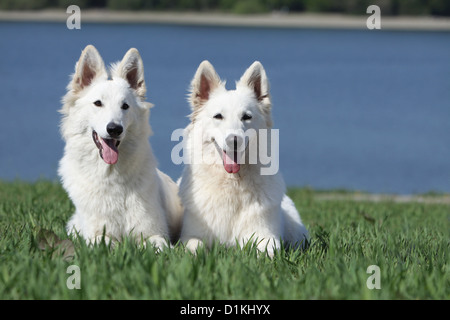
[61,45,151,165]
[188,60,272,174]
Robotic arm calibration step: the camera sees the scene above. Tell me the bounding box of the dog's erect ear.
[71,45,107,92]
[238,61,270,103]
[189,60,222,109]
[238,61,272,127]
[114,48,146,99]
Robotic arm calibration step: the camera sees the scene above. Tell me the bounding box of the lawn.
[0,180,448,300]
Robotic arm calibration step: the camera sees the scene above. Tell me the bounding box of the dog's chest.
[194,177,266,232]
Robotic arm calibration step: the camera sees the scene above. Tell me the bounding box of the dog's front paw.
[185,238,204,255]
[256,238,280,259]
[145,235,170,253]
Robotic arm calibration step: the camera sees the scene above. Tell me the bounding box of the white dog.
[59,45,183,249]
[179,60,309,257]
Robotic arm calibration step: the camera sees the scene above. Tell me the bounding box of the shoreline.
[313,193,450,205]
[1,179,448,204]
[1,9,450,31]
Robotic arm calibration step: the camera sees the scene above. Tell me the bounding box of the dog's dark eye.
[213,113,224,120]
[242,113,252,121]
[93,100,102,107]
[122,103,129,110]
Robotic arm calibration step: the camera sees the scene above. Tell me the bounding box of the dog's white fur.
[59,45,183,249]
[179,61,309,257]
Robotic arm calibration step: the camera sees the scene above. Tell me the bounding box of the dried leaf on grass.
[35,228,75,261]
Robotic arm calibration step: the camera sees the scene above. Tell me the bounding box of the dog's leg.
[124,188,171,251]
[238,205,283,258]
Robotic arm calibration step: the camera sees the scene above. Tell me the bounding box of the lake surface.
[0,21,449,194]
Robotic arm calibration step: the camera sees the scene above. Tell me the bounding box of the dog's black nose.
[106,122,123,138]
[226,135,244,151]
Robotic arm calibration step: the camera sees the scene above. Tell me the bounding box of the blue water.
[0,22,449,194]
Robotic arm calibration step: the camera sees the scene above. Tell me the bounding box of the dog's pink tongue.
[100,138,118,165]
[222,151,240,174]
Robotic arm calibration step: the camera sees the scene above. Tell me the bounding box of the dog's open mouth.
[223,149,240,174]
[92,131,120,165]
[213,140,240,174]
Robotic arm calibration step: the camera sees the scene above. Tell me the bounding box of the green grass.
[0,180,448,300]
